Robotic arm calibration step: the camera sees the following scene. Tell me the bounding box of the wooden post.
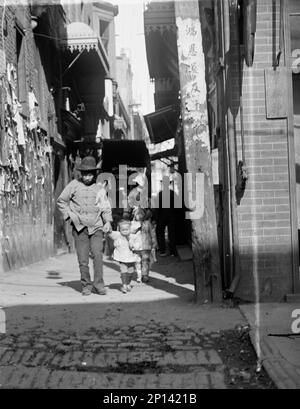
[0,78,4,274]
[175,0,222,302]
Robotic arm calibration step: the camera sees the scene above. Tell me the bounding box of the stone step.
[0,348,223,370]
[0,365,226,389]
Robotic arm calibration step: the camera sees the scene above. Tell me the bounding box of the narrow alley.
[1,0,300,393]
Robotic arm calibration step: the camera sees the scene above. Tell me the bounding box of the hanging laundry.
[0,171,5,193]
[6,63,13,85]
[11,157,19,172]
[14,111,26,145]
[28,90,39,130]
[4,174,11,193]
[11,89,22,117]
[1,127,11,166]
[4,84,12,109]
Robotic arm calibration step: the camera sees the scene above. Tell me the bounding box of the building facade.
[0,2,65,270]
[0,0,120,271]
[144,0,300,302]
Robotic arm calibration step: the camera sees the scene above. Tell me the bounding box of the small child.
[109,220,138,293]
[129,207,157,283]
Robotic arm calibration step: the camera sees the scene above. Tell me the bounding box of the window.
[99,19,109,52]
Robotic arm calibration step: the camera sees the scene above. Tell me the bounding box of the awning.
[62,22,98,51]
[101,140,150,172]
[144,105,179,144]
[150,146,178,161]
[61,22,109,74]
[144,1,178,80]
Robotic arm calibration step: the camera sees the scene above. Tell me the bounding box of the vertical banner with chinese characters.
[175,0,221,302]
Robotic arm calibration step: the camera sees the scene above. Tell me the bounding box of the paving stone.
[193,372,210,388]
[8,348,25,365]
[62,339,82,346]
[69,371,86,388]
[17,342,31,348]
[34,343,48,350]
[17,368,38,389]
[209,373,227,389]
[31,367,51,389]
[133,325,147,331]
[50,353,63,367]
[55,345,70,353]
[1,350,15,365]
[157,350,209,366]
[21,349,35,365]
[165,341,184,347]
[118,342,149,348]
[6,366,29,388]
[44,340,58,349]
[81,373,98,389]
[9,348,224,374]
[36,338,52,344]
[210,333,221,339]
[78,335,93,341]
[0,347,8,360]
[0,338,14,346]
[0,366,15,386]
[93,352,106,367]
[46,371,64,388]
[165,334,193,341]
[82,352,95,366]
[17,335,31,343]
[206,350,223,365]
[171,345,204,351]
[58,352,73,368]
[31,351,48,366]
[70,350,84,363]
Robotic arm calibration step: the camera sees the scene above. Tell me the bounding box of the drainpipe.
[223,0,241,297]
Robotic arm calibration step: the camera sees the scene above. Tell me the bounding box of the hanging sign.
[265,68,288,119]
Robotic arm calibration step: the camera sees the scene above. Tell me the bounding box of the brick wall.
[0,3,62,270]
[229,0,294,301]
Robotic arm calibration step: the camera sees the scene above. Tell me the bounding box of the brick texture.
[229,0,294,301]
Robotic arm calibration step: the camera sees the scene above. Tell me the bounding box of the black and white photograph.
[0,0,299,393]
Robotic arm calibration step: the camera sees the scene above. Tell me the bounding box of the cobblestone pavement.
[0,324,227,389]
[0,253,275,389]
[0,323,275,389]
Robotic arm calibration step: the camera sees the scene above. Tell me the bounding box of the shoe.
[126,284,132,292]
[136,276,142,283]
[121,285,127,294]
[93,287,107,295]
[82,287,92,296]
[142,276,150,283]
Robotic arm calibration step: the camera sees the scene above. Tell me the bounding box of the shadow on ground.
[58,256,194,299]
[150,256,194,286]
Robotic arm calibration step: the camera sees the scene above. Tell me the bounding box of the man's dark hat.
[77,156,99,172]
